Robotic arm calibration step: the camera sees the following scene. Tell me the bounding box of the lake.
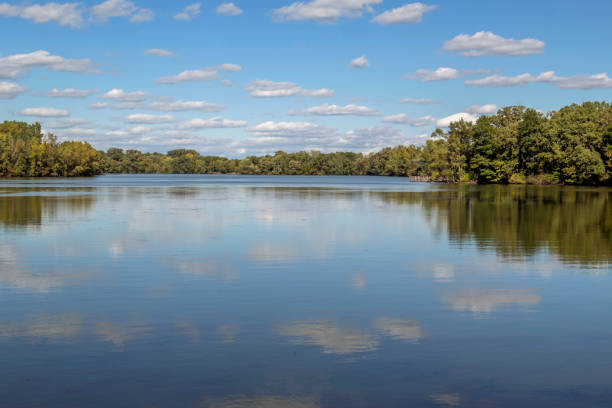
[0,175,611,408]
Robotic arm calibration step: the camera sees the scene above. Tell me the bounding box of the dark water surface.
[1,175,611,408]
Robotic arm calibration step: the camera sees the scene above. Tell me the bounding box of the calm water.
[1,175,611,408]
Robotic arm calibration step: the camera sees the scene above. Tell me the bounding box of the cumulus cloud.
[220,80,233,87]
[536,71,612,89]
[466,73,535,87]
[400,97,439,104]
[219,63,242,72]
[372,2,436,25]
[272,0,382,23]
[246,80,334,98]
[382,114,436,126]
[174,3,200,21]
[155,69,220,84]
[289,103,379,116]
[20,107,70,117]
[465,104,498,114]
[127,125,153,135]
[46,118,91,129]
[0,50,95,79]
[443,31,545,57]
[436,112,477,127]
[0,2,85,28]
[349,55,369,69]
[216,2,242,16]
[91,0,154,23]
[39,88,94,98]
[241,122,423,155]
[124,114,177,124]
[129,7,154,22]
[100,88,149,102]
[410,67,460,82]
[0,81,25,98]
[108,98,226,113]
[149,98,225,113]
[89,102,108,109]
[144,48,174,57]
[177,117,248,130]
[464,71,612,89]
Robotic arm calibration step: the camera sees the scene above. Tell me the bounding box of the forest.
[1,101,610,184]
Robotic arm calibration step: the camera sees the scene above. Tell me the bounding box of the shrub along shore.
[1,102,610,184]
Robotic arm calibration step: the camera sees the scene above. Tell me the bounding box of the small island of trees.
[1,101,610,184]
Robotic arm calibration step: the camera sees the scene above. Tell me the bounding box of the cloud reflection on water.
[444,289,541,314]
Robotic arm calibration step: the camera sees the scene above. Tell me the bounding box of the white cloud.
[537,71,612,89]
[410,67,459,82]
[466,71,612,89]
[20,107,70,117]
[39,88,94,98]
[436,112,477,127]
[241,122,423,155]
[129,7,154,22]
[465,73,535,87]
[289,103,379,116]
[124,114,176,124]
[0,2,85,28]
[46,118,91,129]
[250,121,332,137]
[174,3,200,21]
[148,98,225,113]
[246,80,334,98]
[219,63,242,72]
[216,3,242,16]
[100,88,149,102]
[443,31,545,57]
[91,0,154,23]
[349,55,369,69]
[465,104,498,114]
[155,69,220,84]
[382,114,436,126]
[108,98,226,113]
[220,80,233,87]
[0,50,95,79]
[177,117,248,129]
[128,125,153,135]
[272,0,382,22]
[89,102,108,109]
[144,48,174,57]
[400,97,439,104]
[372,2,436,25]
[0,81,25,98]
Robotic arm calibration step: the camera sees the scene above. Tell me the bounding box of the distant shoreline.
[1,101,611,185]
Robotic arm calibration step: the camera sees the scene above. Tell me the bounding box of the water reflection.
[278,321,379,355]
[203,395,320,408]
[0,193,95,229]
[379,186,612,267]
[373,318,422,342]
[0,176,610,407]
[0,313,83,343]
[431,393,462,407]
[94,320,153,351]
[443,289,541,314]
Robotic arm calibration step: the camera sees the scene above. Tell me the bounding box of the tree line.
[1,101,610,184]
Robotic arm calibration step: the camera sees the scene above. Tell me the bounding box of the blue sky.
[0,0,610,156]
